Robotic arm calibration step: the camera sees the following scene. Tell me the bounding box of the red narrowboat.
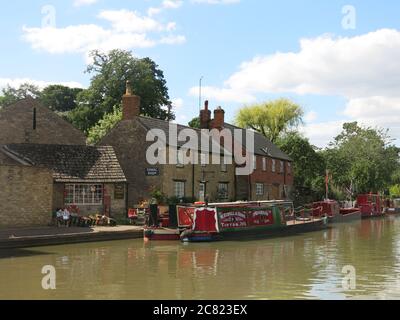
[180,201,328,243]
[356,194,385,219]
[312,200,361,223]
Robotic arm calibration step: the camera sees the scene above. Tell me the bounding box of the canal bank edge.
[0,226,143,249]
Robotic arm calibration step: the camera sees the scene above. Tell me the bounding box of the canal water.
[1,216,400,300]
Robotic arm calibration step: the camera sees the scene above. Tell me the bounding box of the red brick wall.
[249,156,293,200]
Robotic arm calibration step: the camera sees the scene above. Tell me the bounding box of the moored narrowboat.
[312,200,361,223]
[356,194,385,219]
[180,202,328,243]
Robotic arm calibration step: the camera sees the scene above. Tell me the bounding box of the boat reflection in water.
[0,217,400,300]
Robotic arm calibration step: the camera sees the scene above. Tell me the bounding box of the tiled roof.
[224,123,292,161]
[137,116,231,155]
[136,116,291,161]
[2,144,127,183]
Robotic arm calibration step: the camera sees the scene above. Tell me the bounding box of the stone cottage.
[99,83,236,207]
[1,144,127,220]
[0,98,127,226]
[0,97,86,146]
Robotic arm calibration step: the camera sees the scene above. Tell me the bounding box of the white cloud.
[73,0,98,7]
[191,0,240,4]
[148,0,183,16]
[304,111,318,123]
[98,10,165,33]
[0,78,84,90]
[189,28,400,146]
[196,29,400,102]
[172,98,184,109]
[22,9,185,58]
[189,86,256,104]
[299,120,345,148]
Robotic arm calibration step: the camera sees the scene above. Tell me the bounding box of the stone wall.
[0,165,53,227]
[0,98,86,146]
[100,120,161,207]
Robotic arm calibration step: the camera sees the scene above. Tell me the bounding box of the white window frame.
[280,161,284,174]
[64,184,103,206]
[262,157,267,171]
[255,183,264,196]
[253,155,257,170]
[272,159,276,173]
[174,181,185,199]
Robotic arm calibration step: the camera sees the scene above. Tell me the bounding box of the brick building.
[0,98,127,226]
[99,82,236,207]
[199,101,293,201]
[1,144,127,220]
[0,97,86,146]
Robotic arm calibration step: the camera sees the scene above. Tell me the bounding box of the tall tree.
[277,132,326,205]
[87,106,122,145]
[70,50,173,132]
[235,98,303,143]
[188,116,200,128]
[40,85,83,112]
[0,83,41,108]
[324,122,400,195]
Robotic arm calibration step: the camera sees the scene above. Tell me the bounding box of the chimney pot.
[122,81,140,120]
[212,106,225,129]
[126,80,133,96]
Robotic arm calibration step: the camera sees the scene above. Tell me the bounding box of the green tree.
[235,98,303,143]
[277,132,326,205]
[71,49,173,132]
[40,85,83,112]
[0,83,41,108]
[87,106,122,145]
[188,116,200,128]
[324,122,400,195]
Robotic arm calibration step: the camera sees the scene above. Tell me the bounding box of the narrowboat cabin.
[356,194,384,219]
[180,201,328,243]
[312,200,361,223]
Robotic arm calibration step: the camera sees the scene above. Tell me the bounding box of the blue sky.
[1,0,400,147]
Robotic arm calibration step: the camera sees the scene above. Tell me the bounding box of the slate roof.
[2,144,127,183]
[137,116,231,155]
[223,123,292,161]
[136,116,291,161]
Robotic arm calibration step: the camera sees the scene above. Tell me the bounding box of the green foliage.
[87,106,122,145]
[188,116,200,128]
[235,98,303,143]
[149,188,167,205]
[0,83,41,108]
[390,185,400,198]
[324,122,400,195]
[277,132,326,205]
[70,49,173,133]
[40,85,83,112]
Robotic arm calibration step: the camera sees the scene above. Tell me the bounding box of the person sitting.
[56,209,64,227]
[62,208,71,227]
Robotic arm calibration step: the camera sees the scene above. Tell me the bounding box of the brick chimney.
[200,100,211,129]
[122,80,141,120]
[211,106,225,130]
